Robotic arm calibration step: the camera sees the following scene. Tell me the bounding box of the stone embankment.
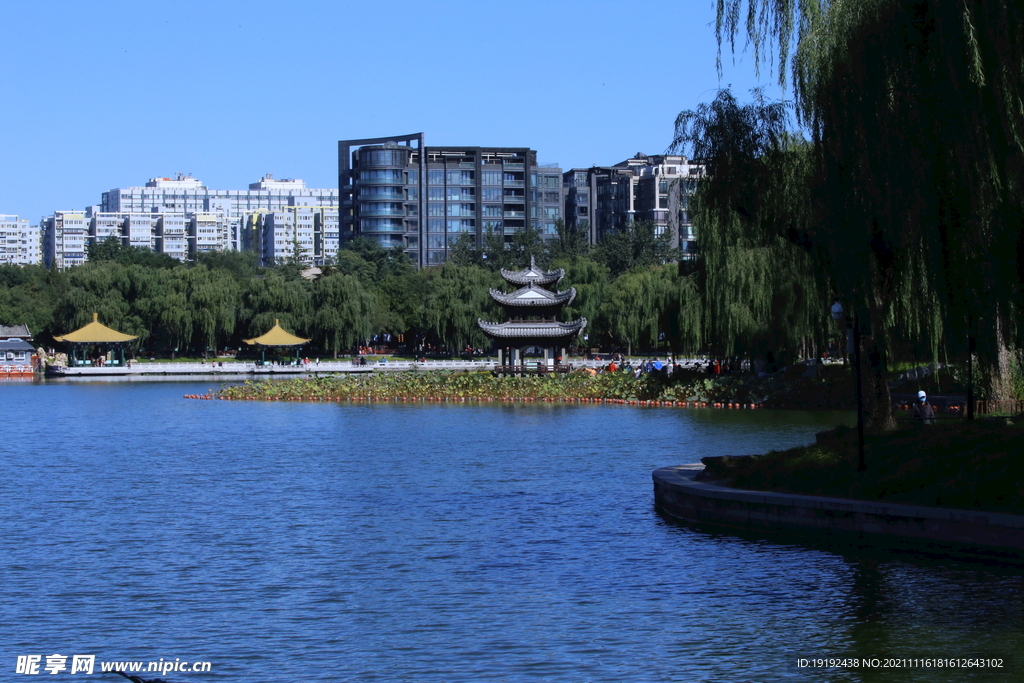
[653,464,1024,560]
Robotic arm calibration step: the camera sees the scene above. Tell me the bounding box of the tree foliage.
[686,0,1024,425]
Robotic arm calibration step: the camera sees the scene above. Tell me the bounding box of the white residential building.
[156,214,189,260]
[313,207,340,264]
[101,173,338,217]
[42,211,88,269]
[0,215,41,266]
[257,208,317,266]
[41,174,340,268]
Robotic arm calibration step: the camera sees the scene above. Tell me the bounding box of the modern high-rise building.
[0,215,41,266]
[564,154,702,257]
[339,134,563,267]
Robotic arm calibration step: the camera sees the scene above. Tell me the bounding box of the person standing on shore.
[913,390,935,424]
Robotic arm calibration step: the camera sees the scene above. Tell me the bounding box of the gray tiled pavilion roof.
[0,339,35,352]
[477,318,588,339]
[0,324,31,339]
[489,282,577,308]
[500,256,564,288]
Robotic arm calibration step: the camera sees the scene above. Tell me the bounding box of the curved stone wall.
[653,464,1024,560]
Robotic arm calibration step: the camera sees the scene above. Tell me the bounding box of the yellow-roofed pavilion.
[53,313,138,366]
[244,319,310,365]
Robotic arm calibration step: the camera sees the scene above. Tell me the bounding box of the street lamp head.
[830,300,844,321]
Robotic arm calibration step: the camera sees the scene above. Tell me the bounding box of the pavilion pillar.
[498,348,503,366]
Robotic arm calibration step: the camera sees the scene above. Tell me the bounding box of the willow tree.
[420,265,502,352]
[313,273,376,357]
[244,271,312,339]
[556,257,611,347]
[185,266,240,356]
[700,0,1024,424]
[601,265,700,355]
[672,91,827,367]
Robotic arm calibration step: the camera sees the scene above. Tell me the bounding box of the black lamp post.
[832,299,867,472]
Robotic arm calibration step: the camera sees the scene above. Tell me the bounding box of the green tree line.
[0,228,700,358]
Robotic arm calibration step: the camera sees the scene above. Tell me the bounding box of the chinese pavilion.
[478,256,587,371]
[243,319,310,365]
[53,313,138,367]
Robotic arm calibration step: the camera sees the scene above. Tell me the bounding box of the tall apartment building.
[339,134,562,267]
[0,215,41,266]
[314,206,340,265]
[254,208,316,266]
[564,154,702,257]
[41,211,89,269]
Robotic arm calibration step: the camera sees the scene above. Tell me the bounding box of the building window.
[447,203,475,217]
[447,187,475,201]
[446,170,474,185]
[446,220,474,232]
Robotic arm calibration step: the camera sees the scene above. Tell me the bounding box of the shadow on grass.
[723,419,1024,515]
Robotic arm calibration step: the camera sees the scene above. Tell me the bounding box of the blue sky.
[0,0,782,223]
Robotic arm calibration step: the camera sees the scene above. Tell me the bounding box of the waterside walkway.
[47,357,679,377]
[653,464,1024,560]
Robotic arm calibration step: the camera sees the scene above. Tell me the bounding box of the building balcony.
[503,180,525,187]
[359,224,404,233]
[503,210,525,218]
[359,192,406,201]
[359,208,407,217]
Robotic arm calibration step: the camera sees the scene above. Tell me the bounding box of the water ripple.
[0,383,1021,682]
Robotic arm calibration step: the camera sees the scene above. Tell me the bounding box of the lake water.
[1,379,1021,682]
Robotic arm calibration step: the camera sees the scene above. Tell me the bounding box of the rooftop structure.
[0,324,32,340]
[248,174,306,191]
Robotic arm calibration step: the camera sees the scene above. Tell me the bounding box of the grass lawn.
[720,418,1024,515]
